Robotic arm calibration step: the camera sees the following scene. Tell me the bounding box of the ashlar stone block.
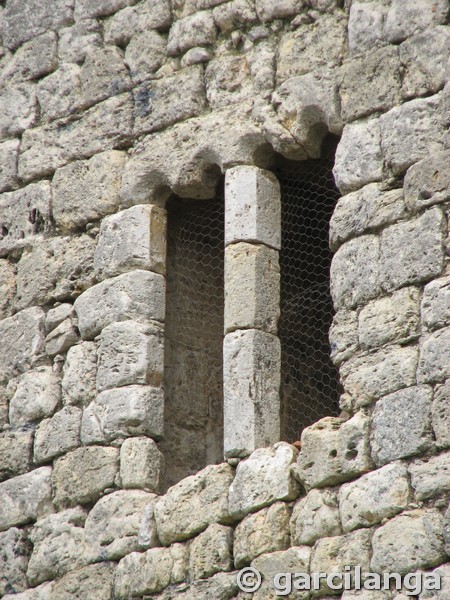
[81,385,164,444]
[95,204,167,279]
[293,413,372,490]
[371,385,433,466]
[290,488,342,546]
[225,242,279,335]
[189,523,234,580]
[120,436,165,492]
[421,277,450,332]
[74,270,165,339]
[223,329,280,458]
[225,165,281,249]
[339,463,410,532]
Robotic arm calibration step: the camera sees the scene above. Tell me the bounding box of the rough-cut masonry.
[0,0,449,598]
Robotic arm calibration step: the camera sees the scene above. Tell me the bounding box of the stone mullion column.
[223,166,282,459]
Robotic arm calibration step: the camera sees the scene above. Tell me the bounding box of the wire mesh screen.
[162,193,224,489]
[275,142,341,443]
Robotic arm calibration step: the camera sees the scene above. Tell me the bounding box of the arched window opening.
[275,138,342,443]
[161,189,224,490]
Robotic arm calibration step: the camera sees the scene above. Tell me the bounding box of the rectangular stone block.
[380,208,446,292]
[94,204,167,279]
[81,385,164,444]
[339,463,410,532]
[223,329,280,458]
[358,287,420,349]
[0,139,20,193]
[19,93,133,182]
[417,327,450,384]
[74,270,165,339]
[0,430,33,481]
[225,166,281,249]
[404,149,450,212]
[432,379,450,449]
[0,181,51,257]
[34,406,82,464]
[0,307,46,382]
[329,184,406,251]
[120,437,164,492]
[0,467,53,531]
[421,276,450,331]
[409,452,450,502]
[330,234,381,310]
[371,385,433,466]
[225,242,279,335]
[154,463,233,545]
[133,66,206,135]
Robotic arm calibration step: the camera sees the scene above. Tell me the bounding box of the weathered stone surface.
[0,527,30,596]
[291,488,341,546]
[2,0,73,50]
[223,329,280,458]
[410,452,450,502]
[333,118,382,194]
[62,342,97,407]
[105,0,172,46]
[189,523,233,580]
[19,94,133,182]
[85,490,154,560]
[255,0,302,21]
[27,508,93,586]
[229,443,299,518]
[329,184,406,251]
[358,287,420,349]
[120,437,164,492]
[371,509,446,575]
[0,139,20,192]
[81,385,164,444]
[167,11,216,55]
[213,0,257,33]
[45,318,79,357]
[400,26,450,99]
[330,234,380,310]
[74,0,138,19]
[114,545,186,598]
[347,1,387,54]
[421,277,450,332]
[0,259,16,320]
[2,583,53,600]
[234,502,290,568]
[312,529,372,595]
[371,386,433,466]
[293,413,372,489]
[52,150,126,232]
[277,15,347,82]
[384,0,449,43]
[404,150,450,212]
[74,270,165,339]
[8,367,61,428]
[154,463,233,545]
[339,463,410,532]
[79,47,132,109]
[380,93,447,176]
[340,46,401,122]
[420,563,450,600]
[0,181,51,257]
[225,242,279,335]
[50,563,115,600]
[0,307,45,382]
[380,208,445,292]
[2,32,57,83]
[225,165,280,249]
[34,406,81,464]
[0,430,33,481]
[52,446,119,508]
[251,546,311,600]
[340,345,418,406]
[97,321,164,391]
[418,327,450,384]
[155,572,239,600]
[138,497,159,549]
[0,467,53,531]
[133,66,206,135]
[329,309,359,365]
[36,64,81,122]
[432,380,450,449]
[205,55,253,110]
[95,205,166,279]
[124,30,167,84]
[58,20,103,64]
[0,83,37,142]
[45,303,75,332]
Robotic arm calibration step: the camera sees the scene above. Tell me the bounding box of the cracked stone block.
[120,437,165,492]
[189,523,234,580]
[290,488,341,546]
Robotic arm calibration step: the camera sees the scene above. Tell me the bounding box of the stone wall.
[0,0,449,598]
